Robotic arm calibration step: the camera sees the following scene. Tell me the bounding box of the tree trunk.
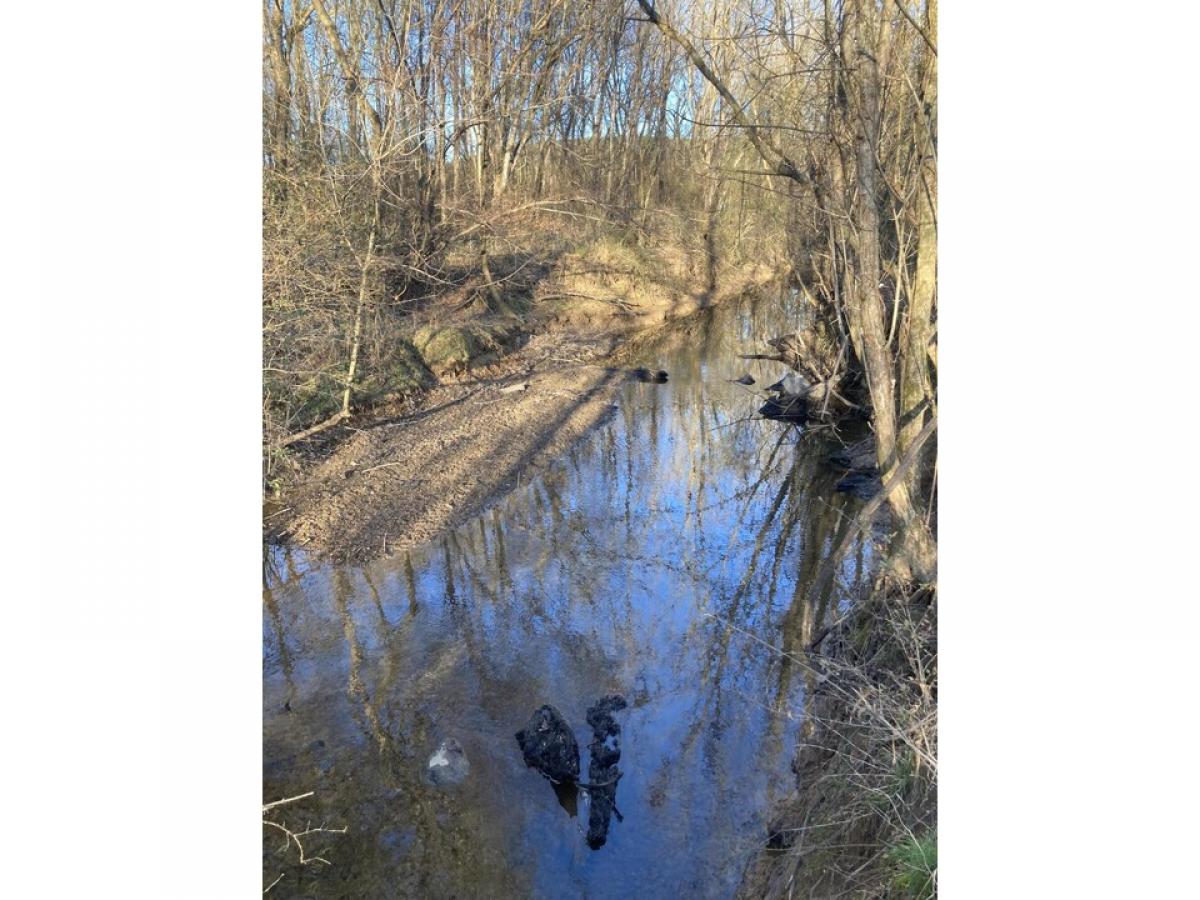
[843,0,935,582]
[898,0,938,492]
[341,208,378,416]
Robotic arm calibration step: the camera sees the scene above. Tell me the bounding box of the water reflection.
[263,290,877,898]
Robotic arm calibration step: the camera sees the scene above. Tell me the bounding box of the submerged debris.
[759,372,811,422]
[514,696,629,849]
[830,436,881,499]
[427,738,470,786]
[632,367,669,383]
[835,469,882,500]
[516,705,580,784]
[759,395,808,422]
[584,694,628,849]
[828,436,876,470]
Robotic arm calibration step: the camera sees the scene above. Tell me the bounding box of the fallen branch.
[273,410,348,449]
[263,790,348,871]
[262,791,315,812]
[263,819,347,866]
[737,352,788,363]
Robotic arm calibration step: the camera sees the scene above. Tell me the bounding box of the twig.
[361,461,407,474]
[707,414,760,432]
[262,819,347,866]
[262,791,315,812]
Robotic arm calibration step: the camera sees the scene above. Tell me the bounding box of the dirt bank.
[268,245,781,564]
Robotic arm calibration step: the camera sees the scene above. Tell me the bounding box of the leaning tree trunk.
[898,0,937,500]
[843,0,935,583]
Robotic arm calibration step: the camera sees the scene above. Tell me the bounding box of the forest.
[263,1,938,896]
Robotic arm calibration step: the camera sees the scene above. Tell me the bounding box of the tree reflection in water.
[263,291,878,898]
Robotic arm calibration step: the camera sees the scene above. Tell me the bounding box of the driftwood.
[741,321,856,415]
[767,329,843,384]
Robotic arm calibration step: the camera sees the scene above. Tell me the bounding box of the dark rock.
[632,368,669,383]
[730,373,756,386]
[759,396,808,422]
[516,705,580,784]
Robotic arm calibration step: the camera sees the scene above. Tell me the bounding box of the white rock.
[427,738,470,785]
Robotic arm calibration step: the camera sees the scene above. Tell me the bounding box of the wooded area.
[263,0,937,578]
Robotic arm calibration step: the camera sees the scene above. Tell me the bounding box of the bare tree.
[263,0,937,582]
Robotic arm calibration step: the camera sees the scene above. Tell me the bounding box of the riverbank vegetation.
[264,0,937,894]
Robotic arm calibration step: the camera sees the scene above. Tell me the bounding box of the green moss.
[355,339,436,403]
[413,325,479,377]
[412,323,523,378]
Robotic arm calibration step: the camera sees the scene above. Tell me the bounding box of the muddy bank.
[268,251,781,564]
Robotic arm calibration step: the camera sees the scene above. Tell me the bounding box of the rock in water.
[759,395,808,422]
[427,738,470,786]
[632,368,669,383]
[767,372,812,397]
[516,705,580,784]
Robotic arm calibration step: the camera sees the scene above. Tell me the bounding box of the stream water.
[263,289,879,898]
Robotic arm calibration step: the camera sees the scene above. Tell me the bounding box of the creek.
[263,288,878,898]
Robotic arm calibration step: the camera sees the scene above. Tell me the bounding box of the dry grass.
[741,587,937,899]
